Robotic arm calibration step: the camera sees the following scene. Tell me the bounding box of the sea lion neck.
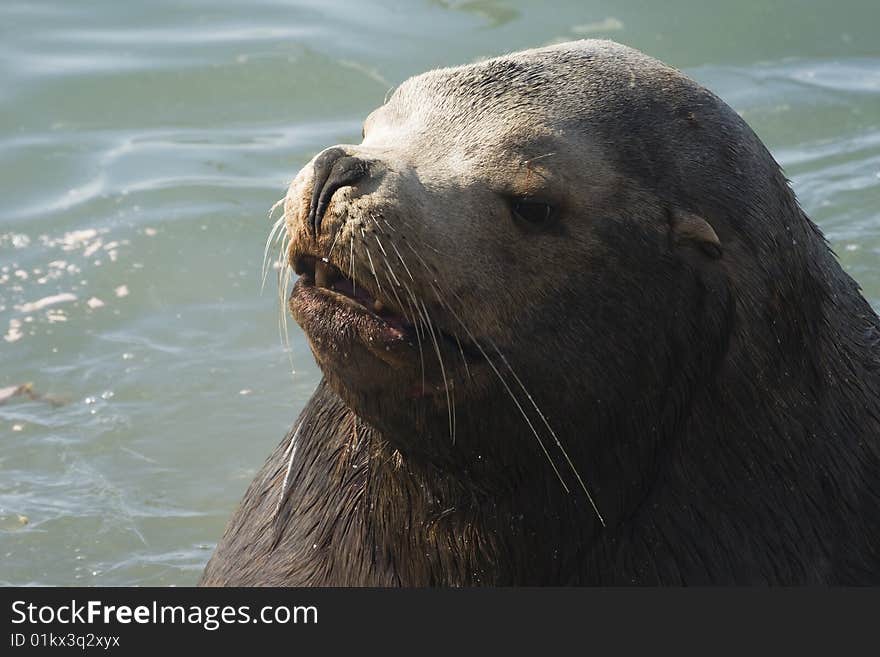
[358,429,604,586]
[260,380,611,585]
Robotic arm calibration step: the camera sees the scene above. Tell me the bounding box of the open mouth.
[292,254,413,339]
[290,253,483,366]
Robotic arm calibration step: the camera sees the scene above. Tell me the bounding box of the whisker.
[349,237,356,296]
[373,233,389,258]
[522,152,557,183]
[398,273,426,337]
[402,239,592,506]
[431,277,604,524]
[419,299,455,444]
[522,152,556,166]
[424,280,570,493]
[397,277,427,391]
[404,242,436,282]
[363,244,382,295]
[261,207,287,292]
[326,227,343,260]
[278,235,296,376]
[454,334,471,380]
[262,213,284,271]
[391,241,415,282]
[383,271,412,326]
[269,195,287,216]
[381,252,401,287]
[380,260,424,389]
[487,337,605,526]
[275,229,288,337]
[273,420,304,519]
[369,215,385,235]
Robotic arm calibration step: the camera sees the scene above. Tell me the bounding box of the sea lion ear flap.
[669,209,722,259]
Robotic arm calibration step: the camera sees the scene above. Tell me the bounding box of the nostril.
[307,148,371,236]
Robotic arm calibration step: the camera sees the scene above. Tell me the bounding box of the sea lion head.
[281,39,819,493]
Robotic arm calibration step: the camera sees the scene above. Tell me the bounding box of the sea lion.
[200,40,880,585]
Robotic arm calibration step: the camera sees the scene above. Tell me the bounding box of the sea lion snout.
[307,146,373,236]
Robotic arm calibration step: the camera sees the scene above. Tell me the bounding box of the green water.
[1,1,878,586]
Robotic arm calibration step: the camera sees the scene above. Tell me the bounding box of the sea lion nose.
[307,147,371,236]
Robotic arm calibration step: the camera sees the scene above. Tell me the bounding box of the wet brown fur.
[201,40,880,585]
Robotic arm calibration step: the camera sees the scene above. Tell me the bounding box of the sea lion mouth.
[292,254,413,340]
[289,253,482,372]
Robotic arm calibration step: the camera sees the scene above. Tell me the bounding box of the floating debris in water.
[0,382,65,407]
[86,297,105,309]
[11,234,30,248]
[114,285,129,298]
[16,292,77,313]
[60,228,98,251]
[83,240,103,258]
[0,383,34,404]
[4,319,23,343]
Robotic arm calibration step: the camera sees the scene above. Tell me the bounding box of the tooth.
[373,300,384,313]
[315,261,329,288]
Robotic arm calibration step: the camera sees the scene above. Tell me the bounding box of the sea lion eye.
[511,198,554,225]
